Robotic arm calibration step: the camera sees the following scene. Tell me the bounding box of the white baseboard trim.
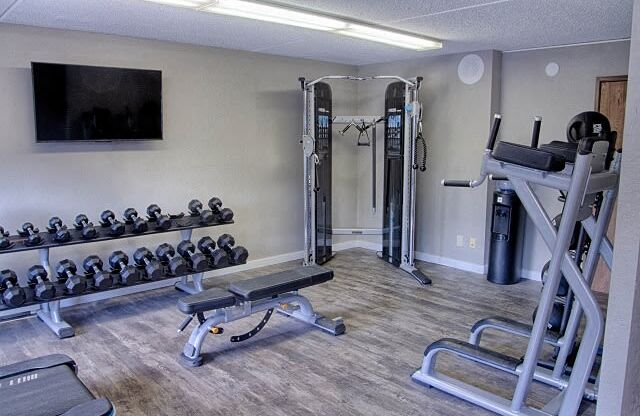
[521,269,542,281]
[332,241,361,251]
[214,241,540,282]
[415,251,487,275]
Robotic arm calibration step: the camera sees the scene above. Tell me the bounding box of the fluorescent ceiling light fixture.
[144,0,209,7]
[143,0,442,51]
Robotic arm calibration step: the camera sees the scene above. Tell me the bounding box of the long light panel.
[143,0,443,51]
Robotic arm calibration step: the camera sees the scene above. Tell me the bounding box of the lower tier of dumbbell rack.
[0,261,246,336]
[0,259,242,313]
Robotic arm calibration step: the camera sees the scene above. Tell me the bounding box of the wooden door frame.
[595,75,628,110]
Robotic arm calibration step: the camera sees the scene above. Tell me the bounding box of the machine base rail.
[470,316,560,346]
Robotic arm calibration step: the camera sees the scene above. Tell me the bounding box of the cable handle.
[413,132,428,172]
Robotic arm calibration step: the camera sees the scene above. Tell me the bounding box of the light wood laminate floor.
[0,248,596,415]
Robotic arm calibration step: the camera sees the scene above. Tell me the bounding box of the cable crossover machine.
[298,75,431,285]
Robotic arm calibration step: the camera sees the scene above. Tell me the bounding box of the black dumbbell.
[0,226,12,250]
[100,210,126,236]
[55,260,87,295]
[123,208,148,234]
[208,197,234,222]
[146,204,172,230]
[74,214,98,239]
[0,270,26,307]
[17,222,43,246]
[188,200,214,224]
[197,236,229,268]
[108,251,139,286]
[82,256,113,291]
[27,265,56,300]
[47,217,72,243]
[177,240,209,272]
[217,234,249,264]
[156,244,188,276]
[133,248,163,281]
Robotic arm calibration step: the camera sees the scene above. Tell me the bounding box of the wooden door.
[592,76,627,293]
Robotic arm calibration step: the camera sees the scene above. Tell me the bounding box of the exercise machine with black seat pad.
[414,114,619,416]
[468,112,616,397]
[0,354,114,416]
[177,265,345,367]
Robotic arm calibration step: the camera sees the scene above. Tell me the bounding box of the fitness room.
[0,0,637,415]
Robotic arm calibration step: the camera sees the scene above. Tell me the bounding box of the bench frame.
[180,290,345,367]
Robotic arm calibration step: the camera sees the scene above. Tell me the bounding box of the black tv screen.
[32,62,162,142]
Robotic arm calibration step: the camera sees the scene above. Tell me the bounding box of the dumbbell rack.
[0,213,241,338]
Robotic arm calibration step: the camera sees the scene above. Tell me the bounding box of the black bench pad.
[539,140,578,163]
[178,287,237,314]
[229,265,333,301]
[493,141,566,172]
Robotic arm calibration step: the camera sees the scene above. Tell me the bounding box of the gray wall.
[350,42,629,278]
[0,23,358,275]
[500,41,630,278]
[598,0,640,413]
[356,51,500,271]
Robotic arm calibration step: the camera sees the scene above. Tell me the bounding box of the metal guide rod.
[372,123,376,212]
[331,115,382,212]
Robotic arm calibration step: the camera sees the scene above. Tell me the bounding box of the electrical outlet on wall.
[469,238,477,249]
[456,235,465,247]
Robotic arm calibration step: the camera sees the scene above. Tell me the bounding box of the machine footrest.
[471,316,560,345]
[425,338,522,373]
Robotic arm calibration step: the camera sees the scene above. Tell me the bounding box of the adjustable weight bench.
[0,354,114,416]
[178,265,345,367]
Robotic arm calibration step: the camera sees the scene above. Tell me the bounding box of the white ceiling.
[0,0,633,65]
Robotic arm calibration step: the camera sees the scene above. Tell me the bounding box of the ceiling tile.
[399,0,632,51]
[274,0,496,24]
[0,0,17,17]
[1,0,306,52]
[0,0,633,65]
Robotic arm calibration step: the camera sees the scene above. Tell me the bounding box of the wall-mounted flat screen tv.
[32,62,162,142]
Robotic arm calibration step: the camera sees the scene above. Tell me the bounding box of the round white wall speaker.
[458,54,484,85]
[545,62,560,77]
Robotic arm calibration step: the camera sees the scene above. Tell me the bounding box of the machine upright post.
[302,84,316,266]
[36,247,74,338]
